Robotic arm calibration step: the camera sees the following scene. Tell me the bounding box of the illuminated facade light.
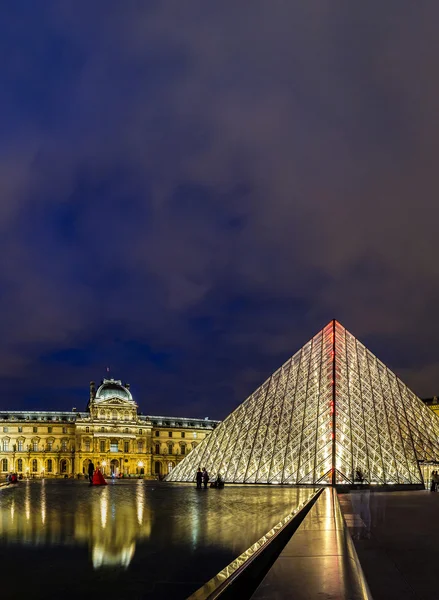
[167,320,439,486]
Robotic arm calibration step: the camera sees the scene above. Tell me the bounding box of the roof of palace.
[94,379,134,403]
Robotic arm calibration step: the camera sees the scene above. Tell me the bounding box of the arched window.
[17,458,23,472]
[32,459,38,472]
[1,458,8,472]
[154,461,161,475]
[47,459,53,473]
[60,459,67,474]
[180,444,186,455]
[168,462,174,474]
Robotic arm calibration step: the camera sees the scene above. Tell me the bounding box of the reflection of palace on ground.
[0,480,152,569]
[0,481,315,575]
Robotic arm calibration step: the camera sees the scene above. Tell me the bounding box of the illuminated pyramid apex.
[167,320,439,486]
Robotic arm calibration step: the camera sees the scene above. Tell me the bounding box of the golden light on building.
[0,378,219,480]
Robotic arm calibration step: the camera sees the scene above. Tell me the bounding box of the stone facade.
[0,379,219,479]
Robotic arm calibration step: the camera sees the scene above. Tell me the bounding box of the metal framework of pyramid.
[167,321,439,485]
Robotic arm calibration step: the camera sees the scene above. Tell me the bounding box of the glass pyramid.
[167,321,439,485]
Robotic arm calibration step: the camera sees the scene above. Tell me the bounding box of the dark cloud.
[1,2,439,417]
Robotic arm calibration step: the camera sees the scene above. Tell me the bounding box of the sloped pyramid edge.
[166,321,439,485]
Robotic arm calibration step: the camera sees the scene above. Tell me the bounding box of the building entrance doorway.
[110,459,119,476]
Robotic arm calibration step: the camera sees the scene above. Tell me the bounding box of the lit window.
[137,442,143,452]
[100,440,105,452]
[32,459,37,472]
[110,442,118,453]
[1,458,8,472]
[124,441,129,453]
[168,462,174,474]
[61,441,67,451]
[47,442,53,451]
[17,458,23,472]
[85,440,90,452]
[193,432,197,438]
[2,439,8,452]
[18,441,23,451]
[32,441,38,452]
[18,426,22,433]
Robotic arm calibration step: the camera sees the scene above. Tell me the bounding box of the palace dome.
[95,379,133,402]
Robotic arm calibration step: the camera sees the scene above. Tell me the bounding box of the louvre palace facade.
[0,378,219,479]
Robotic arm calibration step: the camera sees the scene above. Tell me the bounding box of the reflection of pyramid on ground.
[167,320,439,485]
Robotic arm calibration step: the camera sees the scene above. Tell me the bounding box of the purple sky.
[1,2,439,418]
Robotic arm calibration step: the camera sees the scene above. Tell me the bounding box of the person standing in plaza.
[202,467,209,489]
[433,471,439,492]
[196,467,202,489]
[88,460,95,484]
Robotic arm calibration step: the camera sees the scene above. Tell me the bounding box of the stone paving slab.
[338,490,439,600]
[252,488,371,600]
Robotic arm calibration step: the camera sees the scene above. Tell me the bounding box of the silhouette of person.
[196,467,202,489]
[202,467,209,489]
[88,460,95,484]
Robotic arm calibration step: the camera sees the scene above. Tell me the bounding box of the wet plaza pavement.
[0,480,315,599]
[339,490,439,600]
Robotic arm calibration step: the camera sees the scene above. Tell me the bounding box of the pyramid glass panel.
[167,321,439,485]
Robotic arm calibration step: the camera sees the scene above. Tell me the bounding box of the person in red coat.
[92,464,107,486]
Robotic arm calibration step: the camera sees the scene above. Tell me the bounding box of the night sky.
[1,2,439,419]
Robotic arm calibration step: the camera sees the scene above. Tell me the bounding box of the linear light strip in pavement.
[251,488,373,600]
[188,487,323,600]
